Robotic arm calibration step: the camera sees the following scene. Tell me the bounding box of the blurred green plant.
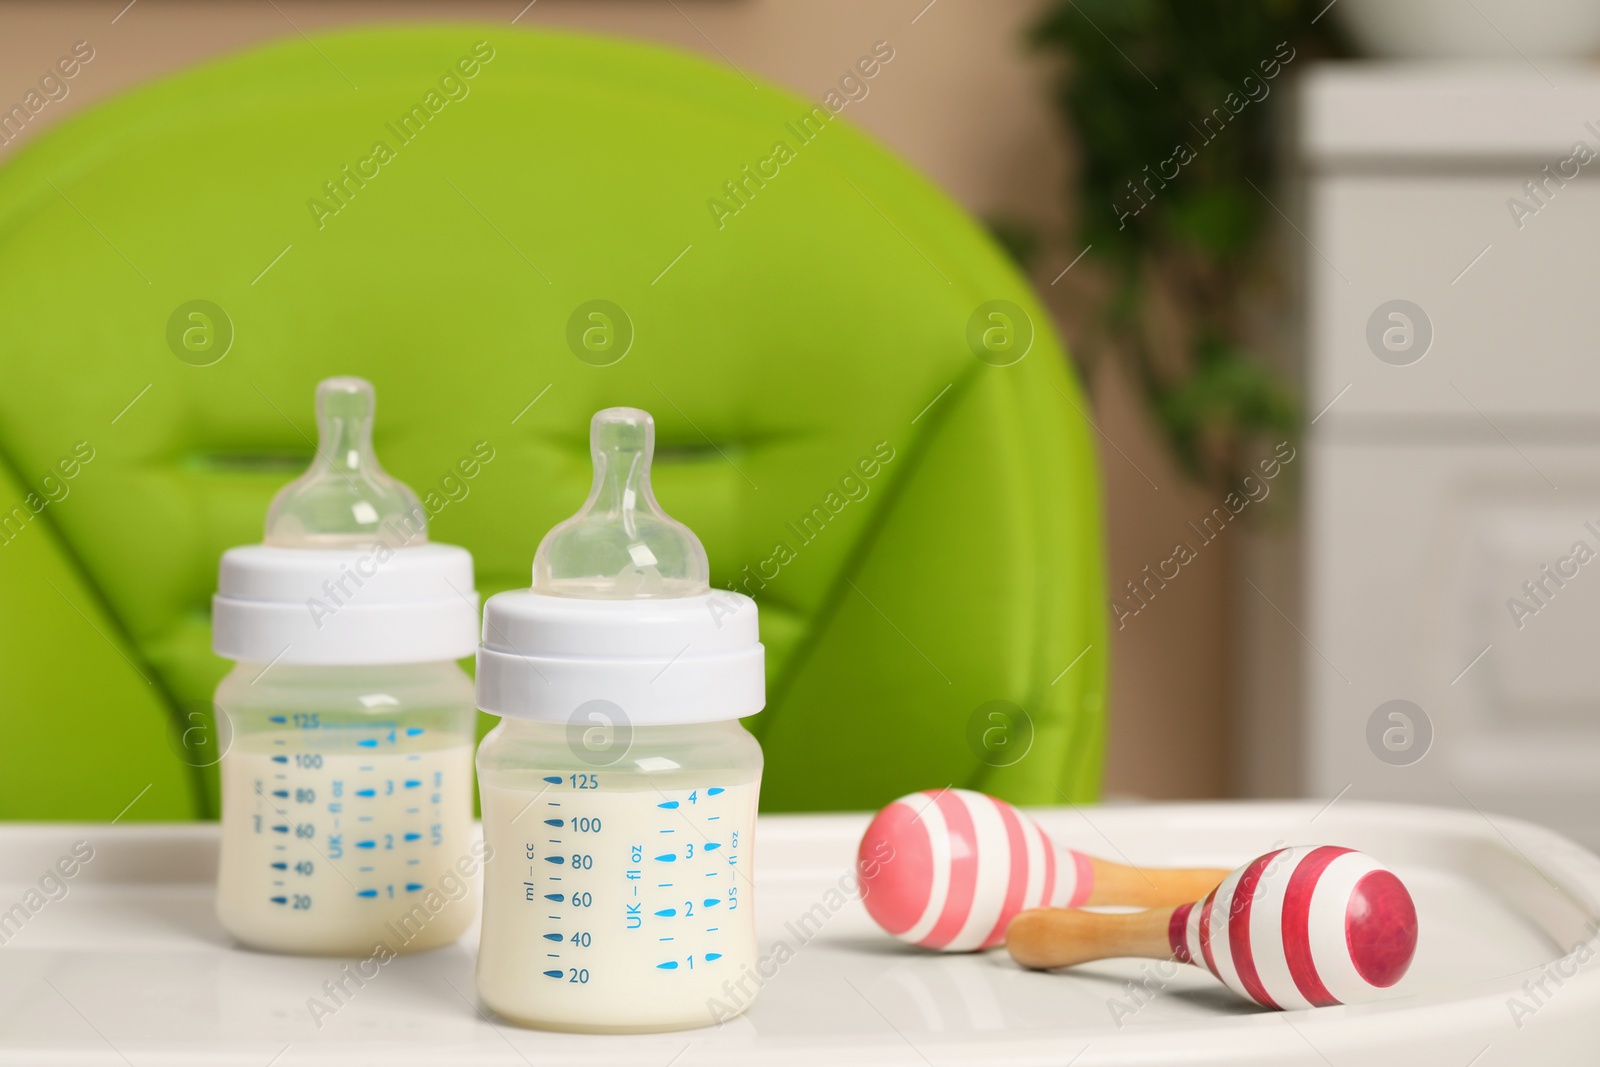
[1030,0,1347,483]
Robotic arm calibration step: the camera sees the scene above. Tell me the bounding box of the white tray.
[3,801,1598,1066]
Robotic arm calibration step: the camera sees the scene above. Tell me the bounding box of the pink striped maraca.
[1008,845,1419,1009]
[858,788,1229,952]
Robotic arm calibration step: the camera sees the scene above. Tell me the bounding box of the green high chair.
[0,24,1106,821]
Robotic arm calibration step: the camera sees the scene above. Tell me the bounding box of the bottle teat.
[264,377,427,548]
[533,407,709,599]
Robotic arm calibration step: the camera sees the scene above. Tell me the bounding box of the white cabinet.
[1292,66,1600,846]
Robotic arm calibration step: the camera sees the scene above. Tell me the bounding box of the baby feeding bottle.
[474,407,765,1033]
[212,377,481,956]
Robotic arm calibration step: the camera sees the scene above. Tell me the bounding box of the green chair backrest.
[0,24,1106,821]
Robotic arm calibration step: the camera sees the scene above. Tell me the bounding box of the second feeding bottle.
[474,407,765,1033]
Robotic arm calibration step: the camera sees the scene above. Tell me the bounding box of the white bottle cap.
[476,408,764,725]
[213,543,478,666]
[211,378,478,666]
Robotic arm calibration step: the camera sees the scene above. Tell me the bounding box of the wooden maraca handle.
[1081,857,1228,909]
[1006,906,1177,970]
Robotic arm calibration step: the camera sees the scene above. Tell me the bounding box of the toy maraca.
[1007,845,1418,1009]
[858,788,1230,952]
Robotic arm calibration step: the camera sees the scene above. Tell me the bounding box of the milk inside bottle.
[211,377,481,956]
[474,406,766,1033]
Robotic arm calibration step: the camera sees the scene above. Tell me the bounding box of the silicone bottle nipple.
[263,377,427,548]
[533,407,709,599]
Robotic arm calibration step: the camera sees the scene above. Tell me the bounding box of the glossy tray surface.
[3,801,1597,1065]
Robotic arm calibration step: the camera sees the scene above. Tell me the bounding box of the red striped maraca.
[1007,845,1418,1008]
[858,789,1229,952]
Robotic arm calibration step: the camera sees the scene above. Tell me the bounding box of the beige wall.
[0,0,1236,799]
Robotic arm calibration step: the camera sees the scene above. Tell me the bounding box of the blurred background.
[5,0,1597,845]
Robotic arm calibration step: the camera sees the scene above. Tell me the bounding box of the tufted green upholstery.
[0,25,1106,821]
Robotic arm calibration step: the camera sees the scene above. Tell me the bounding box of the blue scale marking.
[268,716,286,724]
[543,776,562,784]
[657,801,679,809]
[545,893,563,902]
[272,825,288,834]
[357,739,378,748]
[356,841,375,849]
[655,854,676,863]
[704,843,721,852]
[406,727,424,736]
[405,883,423,892]
[543,970,564,979]
[357,889,378,898]
[545,856,564,865]
[707,787,724,796]
[272,790,288,798]
[355,789,376,797]
[404,832,421,842]
[655,908,677,917]
[545,819,563,827]
[703,898,720,907]
[271,896,287,904]
[543,933,563,942]
[657,961,678,970]
[405,780,422,789]
[271,756,288,764]
[270,862,287,870]
[706,952,723,961]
